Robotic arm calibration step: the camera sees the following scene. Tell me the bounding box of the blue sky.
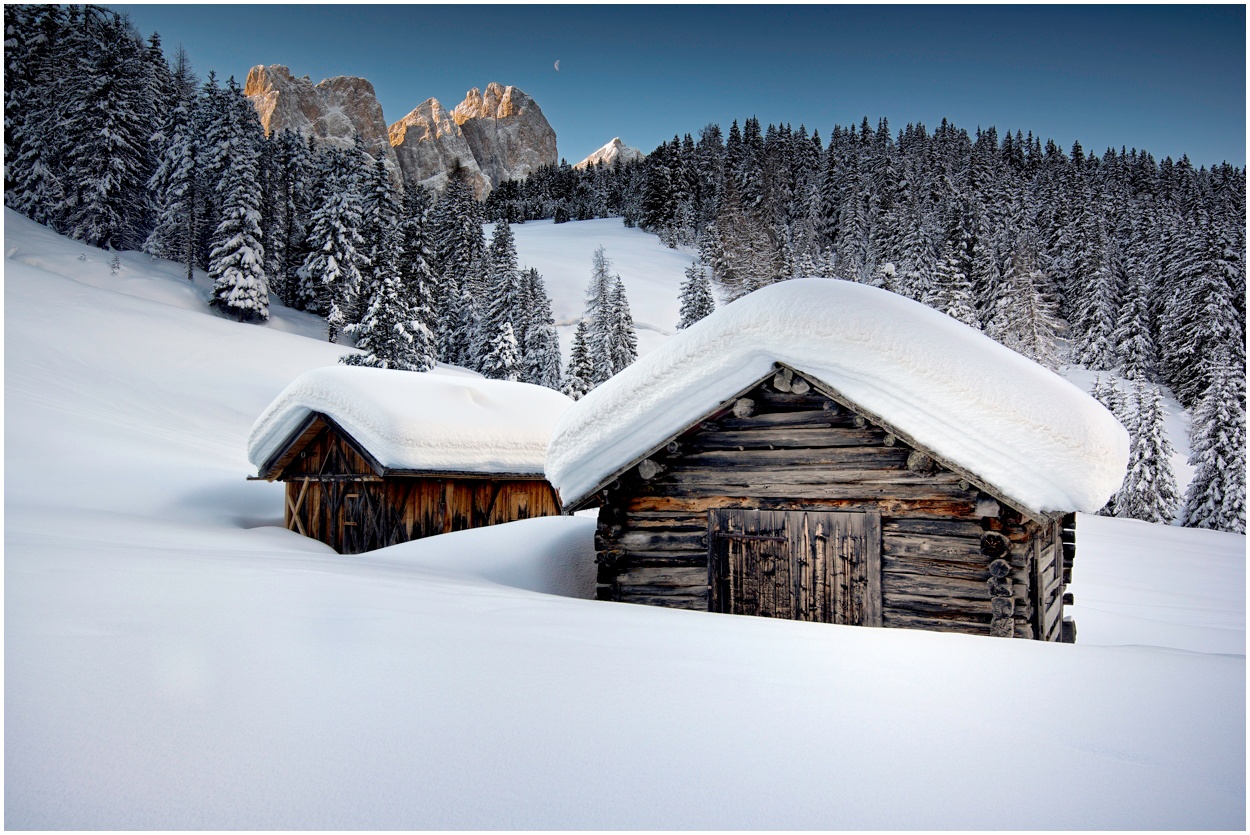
[114,4,1245,167]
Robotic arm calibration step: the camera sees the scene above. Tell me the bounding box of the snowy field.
[504,217,697,359]
[4,209,1245,828]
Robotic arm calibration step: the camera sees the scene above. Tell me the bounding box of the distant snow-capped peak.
[574,137,644,170]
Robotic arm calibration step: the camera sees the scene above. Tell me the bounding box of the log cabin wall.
[277,421,560,554]
[591,369,1069,640]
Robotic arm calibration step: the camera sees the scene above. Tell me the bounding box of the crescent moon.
[554,59,560,71]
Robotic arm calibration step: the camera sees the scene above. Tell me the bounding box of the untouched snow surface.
[548,278,1129,515]
[505,217,696,359]
[5,209,1244,829]
[248,365,572,474]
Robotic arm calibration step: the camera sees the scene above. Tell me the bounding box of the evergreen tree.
[562,318,595,400]
[605,277,639,376]
[677,260,716,328]
[59,10,153,250]
[520,268,562,389]
[1113,378,1179,524]
[990,245,1065,370]
[207,77,268,322]
[477,219,523,380]
[1181,356,1247,533]
[358,156,399,312]
[342,268,428,371]
[300,149,365,341]
[929,240,979,327]
[393,186,438,371]
[430,164,486,361]
[143,46,199,279]
[1112,265,1158,381]
[585,246,617,378]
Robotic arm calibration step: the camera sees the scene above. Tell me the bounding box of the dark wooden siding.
[277,421,560,554]
[593,369,1066,640]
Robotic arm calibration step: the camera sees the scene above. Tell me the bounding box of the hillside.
[4,209,1244,828]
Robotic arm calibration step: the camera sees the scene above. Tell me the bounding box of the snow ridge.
[547,278,1130,514]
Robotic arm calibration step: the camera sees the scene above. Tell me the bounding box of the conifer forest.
[4,4,1245,534]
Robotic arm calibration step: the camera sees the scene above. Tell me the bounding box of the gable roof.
[545,279,1129,515]
[248,366,573,478]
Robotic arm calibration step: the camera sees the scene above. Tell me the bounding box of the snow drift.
[548,278,1130,514]
[248,365,572,474]
[4,210,1243,829]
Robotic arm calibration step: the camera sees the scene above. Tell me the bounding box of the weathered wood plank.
[611,553,708,568]
[617,593,708,611]
[608,531,707,551]
[677,447,913,470]
[882,534,1027,567]
[884,572,1028,603]
[615,566,708,588]
[685,427,888,450]
[626,494,979,518]
[885,592,1033,620]
[640,481,975,501]
[1043,592,1064,640]
[715,409,863,430]
[882,554,1028,584]
[659,466,965,488]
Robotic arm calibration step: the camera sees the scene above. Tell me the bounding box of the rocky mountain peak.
[245,65,557,199]
[245,64,402,186]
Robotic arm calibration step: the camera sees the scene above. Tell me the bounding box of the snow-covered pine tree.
[430,163,486,362]
[584,246,616,379]
[193,71,230,270]
[605,277,639,376]
[929,239,979,327]
[677,260,716,328]
[1070,214,1119,370]
[59,10,153,250]
[1181,354,1247,533]
[341,267,426,371]
[520,268,562,389]
[477,219,523,380]
[1113,377,1179,524]
[5,4,70,228]
[357,156,399,316]
[207,77,268,322]
[300,148,365,341]
[144,47,199,280]
[989,244,1065,370]
[562,318,595,400]
[393,186,438,371]
[1111,263,1157,382]
[1165,220,1244,408]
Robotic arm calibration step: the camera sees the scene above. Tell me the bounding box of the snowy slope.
[4,209,1245,829]
[504,217,697,359]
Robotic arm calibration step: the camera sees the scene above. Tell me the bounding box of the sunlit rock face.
[388,97,490,199]
[244,65,402,186]
[450,83,559,190]
[246,67,557,198]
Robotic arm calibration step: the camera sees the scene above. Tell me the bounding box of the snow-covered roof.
[546,278,1129,515]
[249,366,573,476]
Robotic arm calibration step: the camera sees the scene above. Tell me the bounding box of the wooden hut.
[545,279,1128,641]
[249,366,572,554]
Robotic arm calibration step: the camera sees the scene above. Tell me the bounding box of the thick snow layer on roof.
[249,366,573,475]
[547,278,1129,514]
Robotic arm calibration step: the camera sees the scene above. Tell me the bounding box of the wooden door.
[709,508,882,626]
